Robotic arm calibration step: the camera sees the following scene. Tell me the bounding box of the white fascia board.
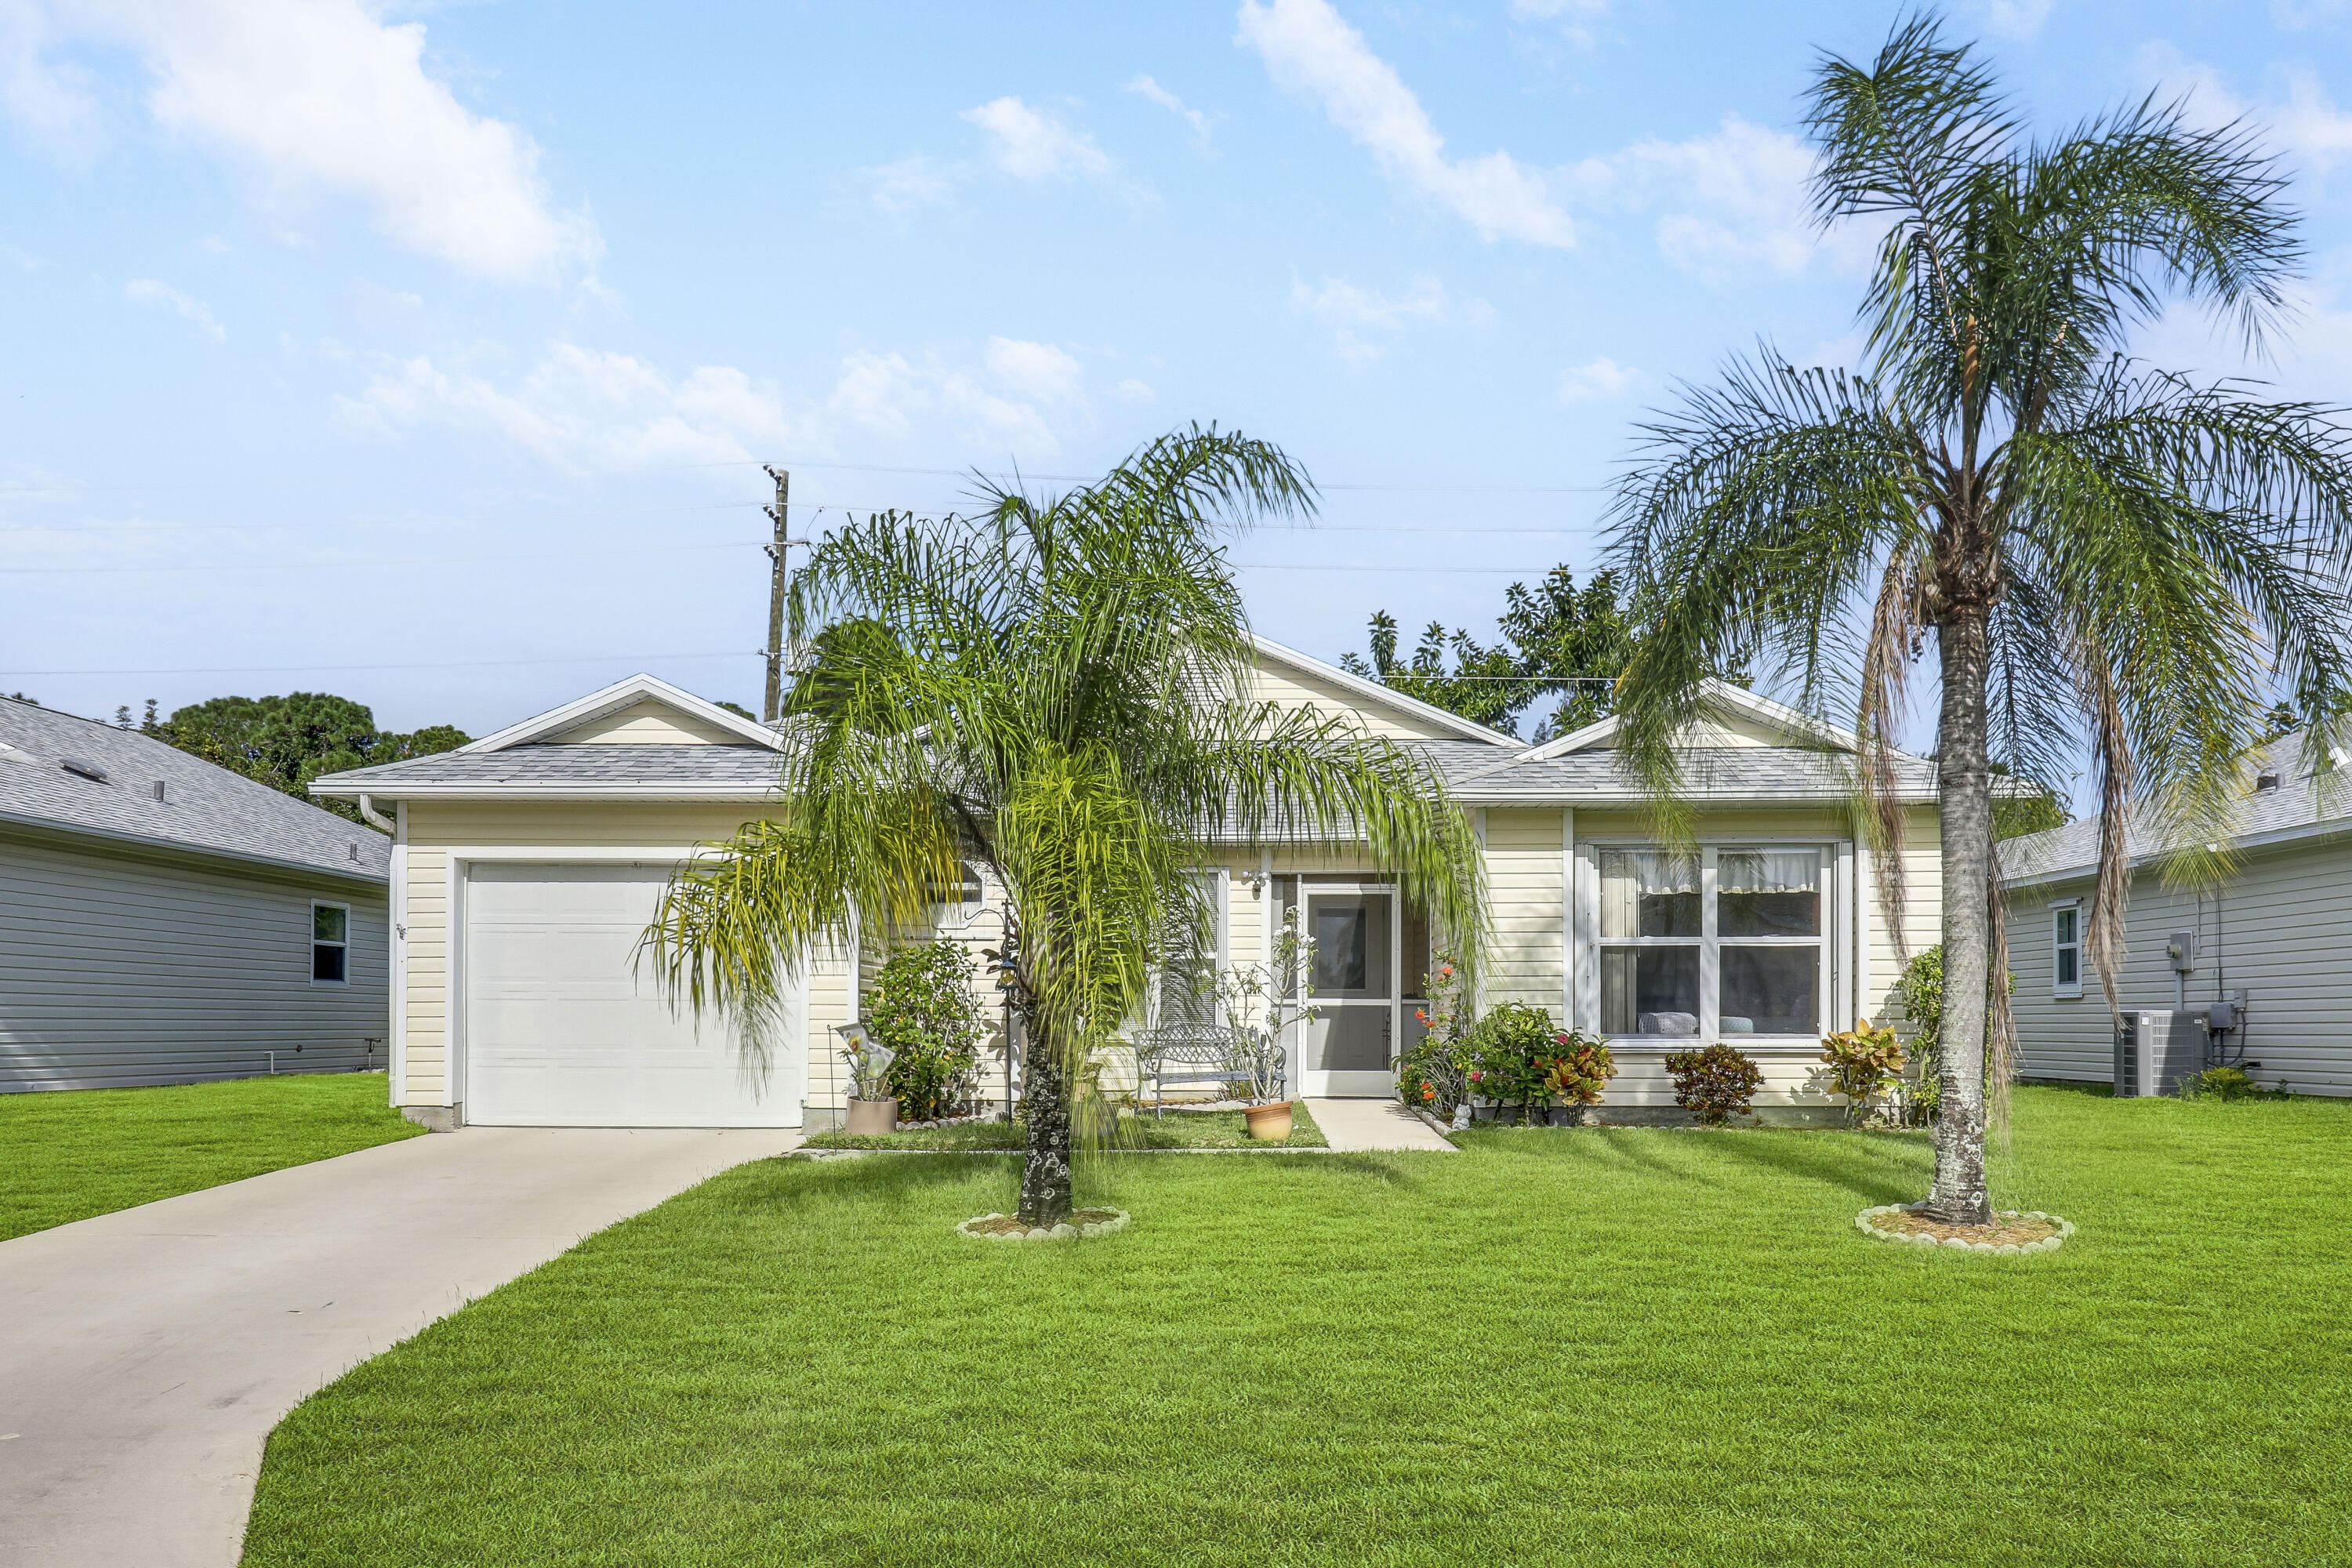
[1248,633,1519,748]
[456,673,784,753]
[1507,680,1875,765]
[1452,789,1938,808]
[309,782,784,802]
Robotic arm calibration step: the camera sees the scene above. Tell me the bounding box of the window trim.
[2050,898,2084,999]
[1578,841,1834,1044]
[310,899,351,987]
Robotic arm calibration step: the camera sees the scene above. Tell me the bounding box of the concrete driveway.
[0,1125,800,1568]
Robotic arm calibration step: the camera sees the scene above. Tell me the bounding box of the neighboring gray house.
[2002,737,2352,1098]
[0,698,390,1091]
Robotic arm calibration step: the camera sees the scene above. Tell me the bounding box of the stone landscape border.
[1856,1203,2076,1254]
[955,1208,1132,1242]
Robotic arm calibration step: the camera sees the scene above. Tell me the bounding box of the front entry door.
[1301,886,1398,1097]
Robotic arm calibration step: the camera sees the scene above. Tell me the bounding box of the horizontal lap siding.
[1485,808,1565,1016]
[2010,837,2352,1095]
[0,833,390,1091]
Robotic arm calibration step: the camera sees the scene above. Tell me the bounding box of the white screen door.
[1301,885,1399,1097]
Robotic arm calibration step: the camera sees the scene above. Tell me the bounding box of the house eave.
[0,807,389,887]
[2002,810,2352,890]
[310,782,782,803]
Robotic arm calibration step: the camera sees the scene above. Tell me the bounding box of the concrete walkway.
[0,1125,800,1568]
[1305,1098,1459,1152]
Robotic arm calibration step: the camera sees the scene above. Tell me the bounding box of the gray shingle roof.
[0,699,388,880]
[317,744,785,789]
[316,732,1922,805]
[1433,743,1934,801]
[2002,737,2350,884]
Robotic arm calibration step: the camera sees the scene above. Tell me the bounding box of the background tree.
[143,693,470,826]
[641,427,1487,1227]
[1340,567,1639,740]
[1607,17,2352,1223]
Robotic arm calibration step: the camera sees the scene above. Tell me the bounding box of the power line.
[2,650,760,678]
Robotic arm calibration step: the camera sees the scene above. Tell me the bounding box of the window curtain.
[1598,851,1698,939]
[1715,849,1817,895]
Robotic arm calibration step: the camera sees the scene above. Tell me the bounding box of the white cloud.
[1111,377,1157,404]
[866,154,955,214]
[1507,0,1610,49]
[1290,273,1452,365]
[962,96,1116,180]
[1557,355,1643,401]
[1124,73,1212,141]
[340,336,1108,470]
[1291,273,1448,327]
[1236,0,1574,248]
[337,345,801,471]
[5,0,597,283]
[982,336,1084,404]
[1573,115,1875,279]
[1982,0,2056,41]
[2137,45,2352,182]
[124,277,225,341]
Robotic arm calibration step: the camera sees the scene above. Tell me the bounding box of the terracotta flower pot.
[844,1098,899,1136]
[1243,1102,1294,1141]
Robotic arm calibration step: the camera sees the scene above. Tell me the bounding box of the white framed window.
[2051,902,2082,998]
[311,901,350,985]
[1590,845,1826,1041]
[926,859,985,931]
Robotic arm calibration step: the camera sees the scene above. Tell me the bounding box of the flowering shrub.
[1471,1002,1559,1116]
[1664,1042,1765,1127]
[1820,1018,1907,1123]
[1541,1033,1617,1107]
[1396,950,1474,1115]
[864,940,987,1120]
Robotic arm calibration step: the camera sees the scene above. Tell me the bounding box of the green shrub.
[1468,1002,1558,1116]
[1398,950,1475,1115]
[864,941,988,1120]
[1820,1019,1907,1122]
[1664,1042,1765,1127]
[1541,1033,1617,1108]
[2185,1065,2288,1102]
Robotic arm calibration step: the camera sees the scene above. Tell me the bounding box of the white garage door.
[462,862,803,1127]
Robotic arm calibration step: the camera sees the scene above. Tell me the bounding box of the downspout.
[357,793,396,833]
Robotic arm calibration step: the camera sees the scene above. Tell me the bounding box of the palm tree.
[1607,17,2352,1223]
[640,427,1486,1226]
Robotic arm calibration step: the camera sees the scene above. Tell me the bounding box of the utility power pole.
[761,466,790,723]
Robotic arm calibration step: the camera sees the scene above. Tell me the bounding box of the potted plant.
[1222,909,1317,1140]
[838,1023,899,1134]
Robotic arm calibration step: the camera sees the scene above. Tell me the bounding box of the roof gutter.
[356,793,397,833]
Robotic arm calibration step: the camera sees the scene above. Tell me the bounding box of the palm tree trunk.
[1929,601,1996,1225]
[1018,1029,1075,1227]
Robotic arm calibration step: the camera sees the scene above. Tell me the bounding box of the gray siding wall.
[2008,835,2352,1097]
[0,829,390,1091]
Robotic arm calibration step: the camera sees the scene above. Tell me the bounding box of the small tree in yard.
[641,428,1485,1228]
[1610,18,2352,1222]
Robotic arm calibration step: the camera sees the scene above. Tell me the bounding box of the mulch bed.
[1865,1208,2063,1247]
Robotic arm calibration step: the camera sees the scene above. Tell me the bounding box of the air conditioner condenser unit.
[2114,1010,2205,1098]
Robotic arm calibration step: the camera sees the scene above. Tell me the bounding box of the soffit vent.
[60,757,109,783]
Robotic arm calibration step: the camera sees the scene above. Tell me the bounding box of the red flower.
[1421,1085,1436,1101]
[1468,1070,1483,1082]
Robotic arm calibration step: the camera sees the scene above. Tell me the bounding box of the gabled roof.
[1507,679,1864,762]
[0,699,388,882]
[1248,634,1519,748]
[458,673,783,753]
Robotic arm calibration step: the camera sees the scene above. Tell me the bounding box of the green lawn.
[241,1087,2350,1566]
[804,1102,1327,1150]
[1,1073,423,1242]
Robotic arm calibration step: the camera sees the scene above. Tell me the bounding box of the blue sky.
[3,0,2348,743]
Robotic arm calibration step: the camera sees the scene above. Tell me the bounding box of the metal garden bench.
[1131,1024,1280,1116]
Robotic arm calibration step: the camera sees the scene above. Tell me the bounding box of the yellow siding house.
[313,641,1940,1131]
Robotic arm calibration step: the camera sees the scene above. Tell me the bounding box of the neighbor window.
[2052,904,2082,998]
[1598,846,1824,1038]
[312,902,349,984]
